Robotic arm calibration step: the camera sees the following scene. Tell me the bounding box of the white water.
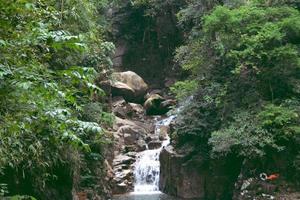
[132,116,176,194]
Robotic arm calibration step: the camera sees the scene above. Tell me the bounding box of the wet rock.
[145,136,152,143]
[159,99,176,113]
[148,141,162,149]
[112,153,135,195]
[136,140,147,152]
[124,145,136,153]
[113,182,128,194]
[144,94,165,115]
[125,152,137,158]
[159,146,208,199]
[113,155,135,166]
[158,125,170,141]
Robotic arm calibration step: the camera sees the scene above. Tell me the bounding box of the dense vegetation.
[172,0,300,187]
[0,0,114,199]
[1,0,300,199]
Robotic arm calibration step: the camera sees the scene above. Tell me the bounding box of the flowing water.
[133,116,175,193]
[113,193,179,200]
[113,115,177,200]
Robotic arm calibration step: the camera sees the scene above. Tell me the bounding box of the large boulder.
[112,71,148,102]
[144,93,177,115]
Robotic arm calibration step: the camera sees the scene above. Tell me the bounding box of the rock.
[117,125,147,143]
[164,78,176,88]
[113,155,135,166]
[111,81,136,100]
[112,96,126,107]
[112,41,127,68]
[158,125,170,141]
[124,133,136,145]
[105,159,114,180]
[144,89,163,99]
[145,136,152,143]
[136,140,147,152]
[112,71,148,102]
[113,117,137,130]
[128,103,145,116]
[113,182,128,194]
[112,98,135,119]
[160,144,244,199]
[113,117,153,134]
[125,152,137,158]
[124,145,136,153]
[148,141,162,149]
[159,99,176,113]
[144,94,165,115]
[159,146,205,199]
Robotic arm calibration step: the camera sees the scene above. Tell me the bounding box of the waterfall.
[132,115,176,194]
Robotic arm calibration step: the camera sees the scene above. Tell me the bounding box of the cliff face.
[109,0,184,88]
[159,133,300,200]
[159,145,242,200]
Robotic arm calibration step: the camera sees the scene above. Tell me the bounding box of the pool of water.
[112,192,180,200]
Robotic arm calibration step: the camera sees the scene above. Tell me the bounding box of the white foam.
[132,115,175,194]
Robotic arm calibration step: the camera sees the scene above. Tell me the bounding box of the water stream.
[113,115,177,200]
[133,116,175,193]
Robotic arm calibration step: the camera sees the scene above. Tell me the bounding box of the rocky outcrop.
[111,101,157,194]
[159,146,205,199]
[112,154,136,194]
[159,145,242,200]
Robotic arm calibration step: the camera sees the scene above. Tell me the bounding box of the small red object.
[266,173,279,180]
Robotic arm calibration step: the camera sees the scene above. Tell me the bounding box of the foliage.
[173,0,300,184]
[0,0,113,198]
[187,4,300,100]
[170,80,198,100]
[8,195,37,200]
[209,110,278,158]
[209,103,300,157]
[258,104,300,140]
[131,0,185,17]
[174,83,223,148]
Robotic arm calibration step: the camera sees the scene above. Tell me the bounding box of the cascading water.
[133,115,176,194]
